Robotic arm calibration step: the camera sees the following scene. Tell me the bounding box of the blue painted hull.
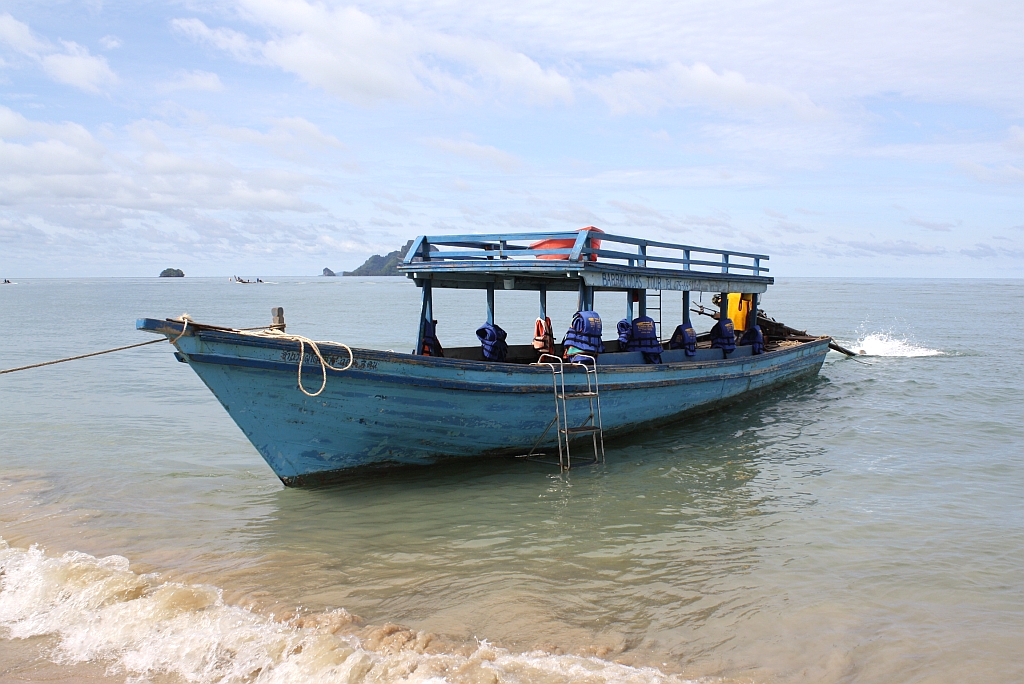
[159,325,828,485]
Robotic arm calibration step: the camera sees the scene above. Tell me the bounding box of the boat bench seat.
[445,343,757,364]
[597,345,754,365]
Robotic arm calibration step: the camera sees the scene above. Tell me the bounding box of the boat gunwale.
[138,320,830,393]
[137,318,828,374]
[183,345,827,394]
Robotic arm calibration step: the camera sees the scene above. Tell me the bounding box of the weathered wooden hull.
[141,321,828,485]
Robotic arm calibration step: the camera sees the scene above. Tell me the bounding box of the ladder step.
[561,426,602,434]
[561,392,598,399]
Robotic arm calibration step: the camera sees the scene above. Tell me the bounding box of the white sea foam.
[842,332,942,358]
[0,539,697,684]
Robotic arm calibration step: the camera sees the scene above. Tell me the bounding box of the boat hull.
[153,325,828,485]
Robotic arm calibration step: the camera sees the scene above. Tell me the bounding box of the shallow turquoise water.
[1,277,1022,683]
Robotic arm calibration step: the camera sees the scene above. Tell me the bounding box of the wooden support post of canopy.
[416,280,433,354]
[486,284,495,325]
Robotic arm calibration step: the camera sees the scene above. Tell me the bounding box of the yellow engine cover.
[726,293,754,332]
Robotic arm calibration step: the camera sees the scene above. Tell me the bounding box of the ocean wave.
[840,332,942,358]
[0,539,697,684]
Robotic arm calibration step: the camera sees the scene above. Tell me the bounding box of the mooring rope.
[1,315,353,395]
[0,339,165,375]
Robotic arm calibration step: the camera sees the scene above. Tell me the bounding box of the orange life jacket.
[533,317,554,355]
[529,227,604,261]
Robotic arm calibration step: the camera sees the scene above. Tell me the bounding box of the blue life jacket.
[739,325,764,355]
[627,316,662,364]
[563,310,604,359]
[476,322,509,362]
[668,320,698,356]
[418,320,443,357]
[710,318,736,353]
[616,319,632,347]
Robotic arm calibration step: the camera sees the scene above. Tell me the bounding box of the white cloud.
[1007,126,1024,154]
[0,13,47,56]
[361,0,1024,111]
[173,1,572,106]
[425,33,572,105]
[589,166,774,187]
[99,35,121,50]
[0,105,366,273]
[827,237,946,256]
[40,41,118,92]
[905,217,958,232]
[606,199,734,234]
[590,62,823,117]
[211,117,345,161]
[958,161,1024,185]
[0,14,117,92]
[171,17,262,62]
[423,137,522,172]
[0,105,326,223]
[160,69,224,92]
[960,243,997,259]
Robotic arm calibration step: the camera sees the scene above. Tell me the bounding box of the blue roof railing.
[401,230,769,276]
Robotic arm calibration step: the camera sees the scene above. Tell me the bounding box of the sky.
[1,0,1022,278]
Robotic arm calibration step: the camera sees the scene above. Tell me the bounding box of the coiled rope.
[240,328,353,397]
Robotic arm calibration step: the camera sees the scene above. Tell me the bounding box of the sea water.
[0,277,1022,683]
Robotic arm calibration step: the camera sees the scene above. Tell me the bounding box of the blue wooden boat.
[138,230,831,485]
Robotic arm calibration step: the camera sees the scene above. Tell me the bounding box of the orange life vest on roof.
[530,227,604,261]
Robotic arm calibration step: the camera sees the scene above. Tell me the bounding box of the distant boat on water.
[230,276,263,284]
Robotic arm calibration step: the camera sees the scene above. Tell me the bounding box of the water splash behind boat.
[847,332,942,357]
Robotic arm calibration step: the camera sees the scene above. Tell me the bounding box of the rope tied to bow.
[239,328,354,397]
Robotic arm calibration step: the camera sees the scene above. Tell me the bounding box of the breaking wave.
[0,539,696,684]
[843,332,942,358]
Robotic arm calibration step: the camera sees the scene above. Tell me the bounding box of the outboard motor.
[710,317,736,354]
[563,310,604,362]
[739,325,764,355]
[476,322,509,362]
[669,319,698,357]
[627,316,662,364]
[419,320,443,357]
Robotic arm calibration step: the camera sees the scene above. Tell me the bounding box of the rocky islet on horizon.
[344,240,438,276]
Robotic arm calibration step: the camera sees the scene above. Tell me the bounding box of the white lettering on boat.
[280,351,374,369]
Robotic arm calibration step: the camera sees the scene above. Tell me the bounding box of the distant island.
[159,268,184,277]
[322,267,336,277]
[344,240,435,276]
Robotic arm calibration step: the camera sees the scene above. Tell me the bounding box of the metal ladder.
[646,289,662,332]
[525,354,606,471]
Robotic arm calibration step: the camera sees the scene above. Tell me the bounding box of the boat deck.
[441,338,817,365]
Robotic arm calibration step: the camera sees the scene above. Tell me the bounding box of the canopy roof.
[399,230,772,293]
